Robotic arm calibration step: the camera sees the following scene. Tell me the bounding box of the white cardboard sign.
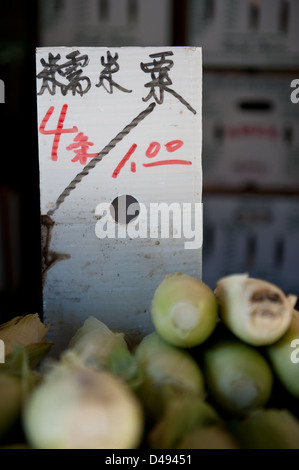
[36,46,202,354]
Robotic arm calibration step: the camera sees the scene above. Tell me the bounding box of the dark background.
[0,0,299,324]
[0,1,41,322]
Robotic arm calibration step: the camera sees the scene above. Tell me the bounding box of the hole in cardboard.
[283,126,293,145]
[279,0,289,34]
[110,195,140,225]
[54,0,64,13]
[274,237,284,268]
[128,0,138,23]
[238,100,273,112]
[204,0,214,20]
[248,0,260,30]
[214,124,224,141]
[98,0,109,21]
[246,234,257,267]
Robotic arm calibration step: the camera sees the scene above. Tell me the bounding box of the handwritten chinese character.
[96,51,132,94]
[140,51,196,114]
[66,132,98,165]
[37,50,91,96]
[112,140,191,178]
[39,104,78,161]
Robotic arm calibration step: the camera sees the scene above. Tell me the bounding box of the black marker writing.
[37,50,91,96]
[96,51,132,94]
[141,51,196,115]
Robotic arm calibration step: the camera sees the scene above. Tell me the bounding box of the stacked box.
[202,72,299,191]
[184,0,299,294]
[38,0,172,47]
[202,194,299,297]
[187,0,299,69]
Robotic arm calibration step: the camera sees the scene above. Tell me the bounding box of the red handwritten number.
[112,144,138,179]
[39,104,78,161]
[39,107,189,172]
[165,139,184,152]
[145,142,161,158]
[143,160,191,168]
[66,132,98,165]
[112,139,191,178]
[143,138,188,168]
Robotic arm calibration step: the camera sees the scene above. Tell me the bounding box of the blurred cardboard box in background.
[202,72,299,191]
[38,0,173,47]
[202,193,299,295]
[187,0,299,69]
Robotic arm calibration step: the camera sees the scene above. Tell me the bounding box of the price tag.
[36,46,202,354]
